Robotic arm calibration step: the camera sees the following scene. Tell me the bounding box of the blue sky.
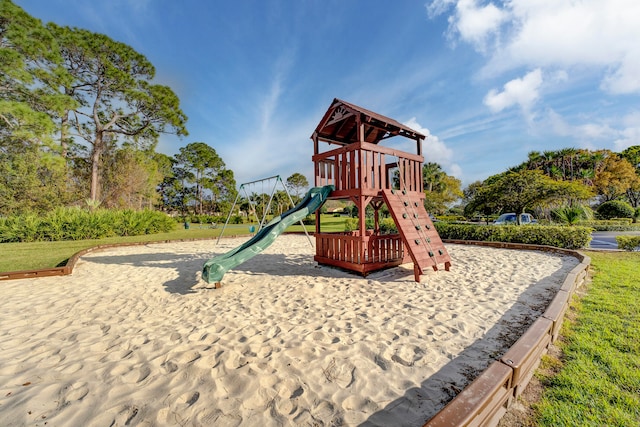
[16,0,640,187]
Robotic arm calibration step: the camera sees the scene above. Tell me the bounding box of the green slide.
[202,185,333,284]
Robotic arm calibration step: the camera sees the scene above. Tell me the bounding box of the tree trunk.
[60,112,69,158]
[90,132,104,202]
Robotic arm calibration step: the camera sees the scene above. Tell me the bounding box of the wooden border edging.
[424,361,514,427]
[424,240,591,427]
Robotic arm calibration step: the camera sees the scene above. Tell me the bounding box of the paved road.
[590,231,640,250]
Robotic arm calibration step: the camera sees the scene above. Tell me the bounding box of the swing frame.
[215,175,313,245]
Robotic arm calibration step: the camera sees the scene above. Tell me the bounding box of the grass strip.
[535,251,640,426]
[0,215,348,273]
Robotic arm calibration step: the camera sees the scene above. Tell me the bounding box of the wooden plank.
[0,266,70,281]
[542,290,570,342]
[424,361,513,427]
[500,317,553,397]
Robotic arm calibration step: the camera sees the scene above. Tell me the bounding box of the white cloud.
[483,68,542,115]
[451,0,507,51]
[544,108,640,151]
[613,112,640,151]
[428,0,640,94]
[404,117,463,178]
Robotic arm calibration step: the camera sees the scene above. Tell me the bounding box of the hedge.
[434,223,592,249]
[578,220,640,231]
[616,236,640,251]
[0,208,177,243]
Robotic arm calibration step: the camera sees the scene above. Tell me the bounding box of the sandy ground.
[0,235,579,426]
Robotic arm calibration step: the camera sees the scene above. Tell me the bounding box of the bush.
[597,200,635,219]
[0,208,176,243]
[436,214,466,222]
[578,219,640,231]
[379,217,398,234]
[434,223,592,249]
[345,218,358,232]
[230,215,244,224]
[616,236,640,251]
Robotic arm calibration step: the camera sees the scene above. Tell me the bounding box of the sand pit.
[0,235,579,426]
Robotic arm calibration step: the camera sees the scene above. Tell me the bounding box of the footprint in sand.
[161,360,178,373]
[266,325,281,339]
[37,352,65,368]
[122,365,151,384]
[177,350,201,364]
[64,382,89,401]
[178,391,200,406]
[93,404,139,426]
[57,361,83,375]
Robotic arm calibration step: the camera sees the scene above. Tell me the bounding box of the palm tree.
[551,205,593,226]
[422,162,445,192]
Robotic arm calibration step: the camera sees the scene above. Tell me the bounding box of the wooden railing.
[315,232,405,265]
[313,142,423,195]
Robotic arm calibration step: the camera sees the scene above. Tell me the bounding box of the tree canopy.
[421,162,462,214]
[465,169,593,224]
[286,172,309,202]
[0,0,195,215]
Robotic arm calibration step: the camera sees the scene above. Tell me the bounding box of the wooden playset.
[311,98,451,281]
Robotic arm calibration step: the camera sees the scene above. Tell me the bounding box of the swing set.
[216,175,312,245]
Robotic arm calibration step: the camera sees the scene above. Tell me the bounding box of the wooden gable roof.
[311,98,425,146]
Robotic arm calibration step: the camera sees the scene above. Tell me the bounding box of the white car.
[493,213,536,225]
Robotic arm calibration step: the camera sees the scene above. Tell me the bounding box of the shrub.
[0,208,175,243]
[434,223,592,249]
[552,205,592,225]
[379,217,398,234]
[345,218,358,232]
[616,236,640,251]
[230,215,244,224]
[578,219,640,231]
[597,200,635,219]
[436,214,465,222]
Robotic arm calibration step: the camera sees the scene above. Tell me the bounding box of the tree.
[174,142,232,214]
[271,190,291,215]
[286,173,309,203]
[593,155,639,202]
[620,145,640,207]
[101,145,165,209]
[1,0,74,146]
[465,170,593,224]
[0,1,77,214]
[46,24,188,202]
[463,180,496,223]
[421,163,462,214]
[207,168,236,215]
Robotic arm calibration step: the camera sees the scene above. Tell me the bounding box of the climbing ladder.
[381,189,451,281]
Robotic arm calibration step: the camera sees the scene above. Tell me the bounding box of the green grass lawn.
[0,214,348,272]
[534,251,640,426]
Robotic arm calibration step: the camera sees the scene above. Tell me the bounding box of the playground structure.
[202,98,451,285]
[311,98,451,281]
